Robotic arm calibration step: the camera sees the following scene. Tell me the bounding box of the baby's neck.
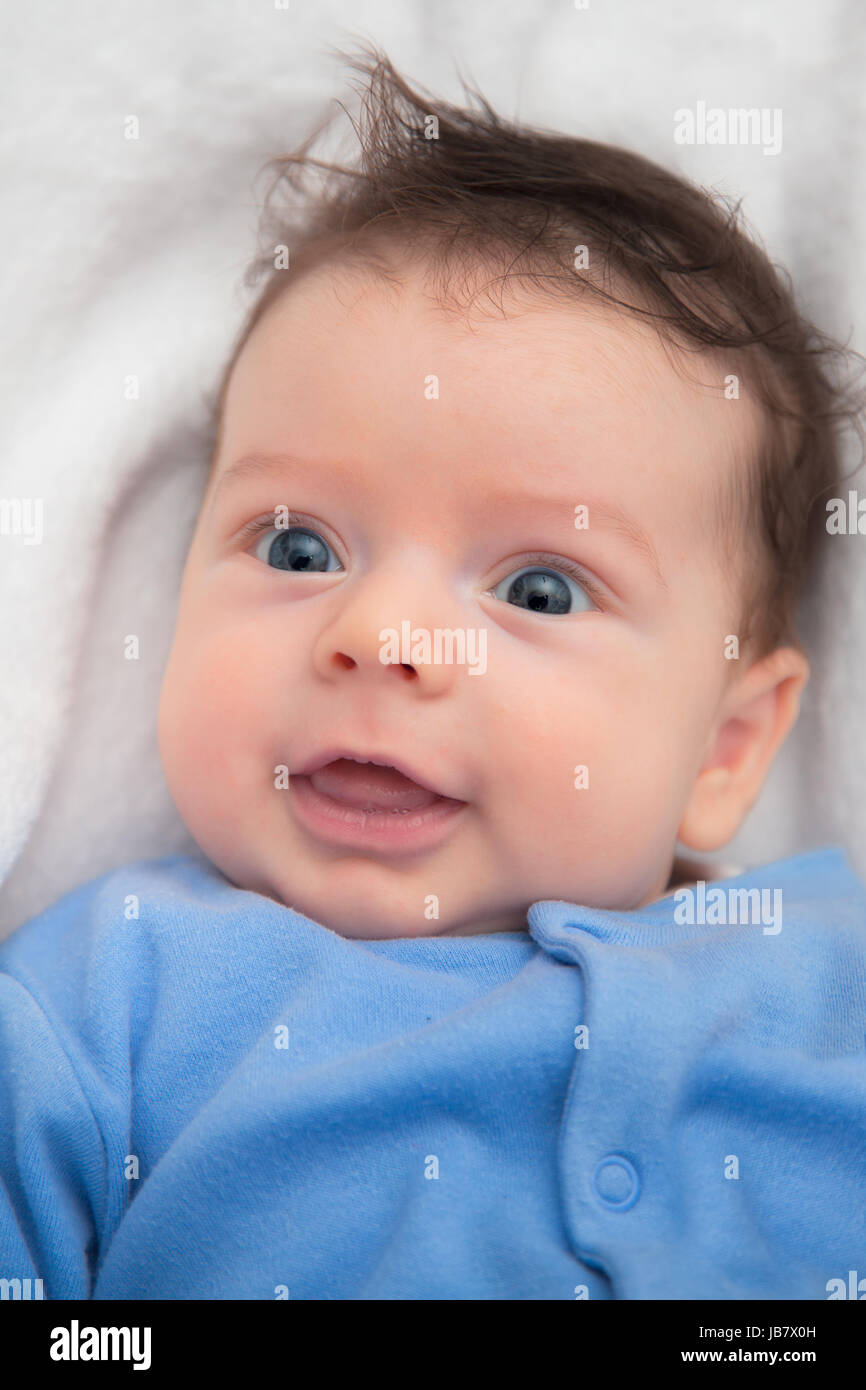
[663,852,736,897]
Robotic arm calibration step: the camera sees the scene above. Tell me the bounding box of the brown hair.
[208,39,865,662]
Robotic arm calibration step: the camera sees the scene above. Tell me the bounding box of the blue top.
[0,846,864,1301]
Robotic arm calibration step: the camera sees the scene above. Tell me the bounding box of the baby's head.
[158,47,858,939]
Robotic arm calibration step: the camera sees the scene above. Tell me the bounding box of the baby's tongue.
[309,758,439,811]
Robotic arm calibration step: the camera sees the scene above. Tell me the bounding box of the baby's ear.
[676,646,810,852]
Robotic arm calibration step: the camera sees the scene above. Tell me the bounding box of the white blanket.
[2,0,863,936]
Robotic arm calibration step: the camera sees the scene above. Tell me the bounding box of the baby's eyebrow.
[605,510,666,590]
[483,483,668,592]
[209,452,305,501]
[210,452,667,590]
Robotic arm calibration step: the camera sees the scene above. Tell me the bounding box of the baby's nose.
[310,561,470,694]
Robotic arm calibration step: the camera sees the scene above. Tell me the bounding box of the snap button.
[591,1154,640,1210]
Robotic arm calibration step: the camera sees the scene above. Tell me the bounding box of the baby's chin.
[270,896,481,940]
[271,890,526,940]
[208,840,683,936]
[214,856,525,939]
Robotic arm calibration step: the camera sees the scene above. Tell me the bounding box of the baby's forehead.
[234,258,761,502]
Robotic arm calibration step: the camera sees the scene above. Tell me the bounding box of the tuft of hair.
[210,39,866,664]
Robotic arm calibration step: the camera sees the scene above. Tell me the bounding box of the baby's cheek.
[501,672,680,864]
[157,633,273,833]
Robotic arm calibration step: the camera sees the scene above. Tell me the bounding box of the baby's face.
[158,256,760,938]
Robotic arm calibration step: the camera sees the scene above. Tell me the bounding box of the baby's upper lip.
[294,746,463,802]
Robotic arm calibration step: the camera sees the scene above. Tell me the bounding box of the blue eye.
[491,563,595,615]
[253,525,341,573]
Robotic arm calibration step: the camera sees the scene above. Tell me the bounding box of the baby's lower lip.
[288,773,467,855]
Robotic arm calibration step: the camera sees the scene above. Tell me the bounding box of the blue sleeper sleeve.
[0,974,108,1297]
[0,876,136,1300]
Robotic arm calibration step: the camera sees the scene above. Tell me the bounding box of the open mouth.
[288,755,467,853]
[308,758,449,814]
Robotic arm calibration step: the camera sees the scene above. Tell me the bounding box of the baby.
[2,46,866,1303]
